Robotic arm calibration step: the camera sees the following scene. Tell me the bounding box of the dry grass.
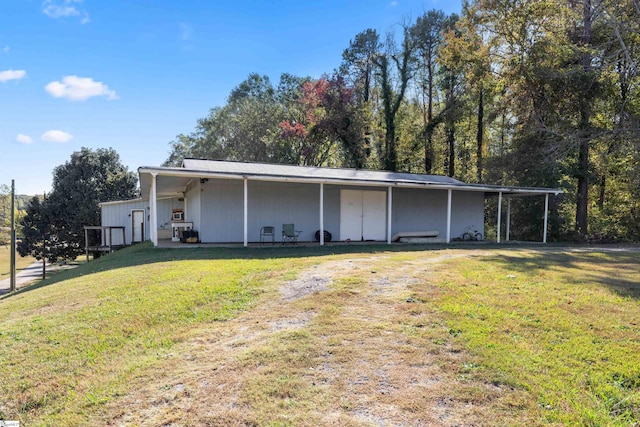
[0,245,35,278]
[1,244,639,426]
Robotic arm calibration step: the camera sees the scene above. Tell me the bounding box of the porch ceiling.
[139,173,192,199]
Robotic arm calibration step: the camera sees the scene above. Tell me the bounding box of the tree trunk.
[575,0,592,235]
[375,30,413,172]
[446,121,455,177]
[425,52,435,174]
[598,175,606,209]
[476,86,484,182]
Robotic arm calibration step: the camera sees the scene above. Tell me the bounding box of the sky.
[1,0,462,196]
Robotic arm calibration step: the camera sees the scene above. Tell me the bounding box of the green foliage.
[165,0,640,241]
[19,148,137,262]
[18,196,55,262]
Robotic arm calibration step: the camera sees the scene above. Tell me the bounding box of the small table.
[171,222,193,242]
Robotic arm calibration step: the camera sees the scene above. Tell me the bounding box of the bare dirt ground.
[100,250,526,426]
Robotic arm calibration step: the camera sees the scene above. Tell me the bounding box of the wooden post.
[387,186,393,244]
[85,227,89,262]
[497,192,502,243]
[42,192,46,280]
[150,173,158,246]
[446,189,452,243]
[319,183,324,246]
[243,178,248,247]
[506,196,511,242]
[9,179,16,292]
[543,193,549,244]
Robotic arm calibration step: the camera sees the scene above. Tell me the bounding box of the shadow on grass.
[487,247,640,299]
[3,241,497,299]
[4,241,639,300]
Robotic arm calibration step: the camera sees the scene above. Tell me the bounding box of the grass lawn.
[0,245,35,279]
[0,243,638,426]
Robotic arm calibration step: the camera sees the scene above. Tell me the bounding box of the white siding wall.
[385,188,484,240]
[451,191,485,239]
[101,200,148,246]
[100,198,183,244]
[111,178,486,244]
[199,179,332,243]
[185,181,201,235]
[193,180,484,244]
[392,189,448,237]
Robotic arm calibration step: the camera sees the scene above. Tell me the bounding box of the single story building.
[100,159,562,247]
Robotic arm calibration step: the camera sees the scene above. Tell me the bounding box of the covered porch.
[138,161,561,248]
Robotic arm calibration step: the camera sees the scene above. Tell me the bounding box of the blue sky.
[1,0,461,196]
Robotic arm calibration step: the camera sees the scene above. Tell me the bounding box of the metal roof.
[137,159,563,198]
[181,158,465,185]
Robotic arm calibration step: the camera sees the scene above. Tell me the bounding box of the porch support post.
[446,189,452,243]
[319,183,325,246]
[243,178,248,248]
[506,196,511,242]
[497,192,503,243]
[543,193,549,244]
[150,172,158,247]
[387,186,393,244]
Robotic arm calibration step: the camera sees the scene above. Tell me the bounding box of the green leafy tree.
[21,148,138,261]
[341,29,381,106]
[410,10,447,173]
[374,26,416,171]
[18,196,57,277]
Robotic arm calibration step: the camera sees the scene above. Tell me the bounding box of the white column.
[506,197,511,242]
[387,186,393,244]
[182,192,187,221]
[497,192,502,243]
[446,189,452,243]
[319,183,325,246]
[243,178,248,248]
[543,193,549,243]
[150,173,158,247]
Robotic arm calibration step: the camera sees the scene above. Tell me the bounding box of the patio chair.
[282,223,302,244]
[260,226,275,245]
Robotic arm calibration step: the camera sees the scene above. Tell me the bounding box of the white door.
[340,190,386,241]
[132,210,145,243]
[362,191,386,240]
[340,190,364,241]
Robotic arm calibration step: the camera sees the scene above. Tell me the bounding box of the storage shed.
[99,159,562,247]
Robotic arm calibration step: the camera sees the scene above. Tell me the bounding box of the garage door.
[340,190,386,241]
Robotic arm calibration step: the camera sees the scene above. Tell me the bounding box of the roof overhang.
[137,165,562,200]
[99,198,145,207]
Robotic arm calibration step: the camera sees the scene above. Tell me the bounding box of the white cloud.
[45,75,118,101]
[16,134,33,144]
[390,1,398,5]
[41,130,73,143]
[2,46,9,54]
[42,0,90,23]
[180,23,193,41]
[0,69,26,83]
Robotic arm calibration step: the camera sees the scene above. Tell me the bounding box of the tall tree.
[439,14,464,177]
[573,0,597,235]
[374,26,416,171]
[411,10,446,173]
[341,29,381,105]
[18,196,57,277]
[41,148,138,260]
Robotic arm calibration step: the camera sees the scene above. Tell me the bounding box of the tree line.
[165,0,640,241]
